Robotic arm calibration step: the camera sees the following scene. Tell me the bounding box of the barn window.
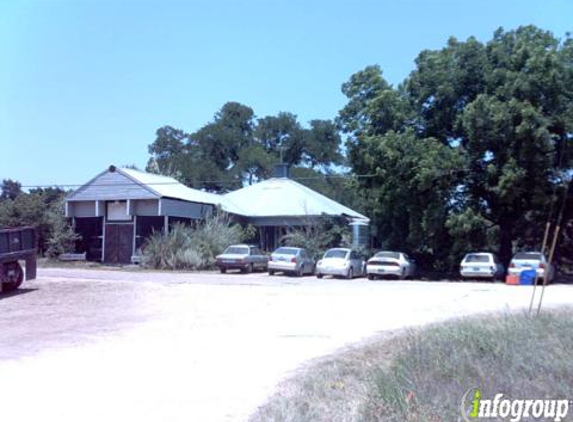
[106,201,131,221]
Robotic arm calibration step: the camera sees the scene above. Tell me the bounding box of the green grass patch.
[250,309,573,422]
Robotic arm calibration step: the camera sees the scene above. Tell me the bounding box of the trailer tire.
[2,262,24,292]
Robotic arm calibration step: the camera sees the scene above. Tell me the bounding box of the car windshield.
[274,248,298,255]
[465,254,490,263]
[375,252,400,259]
[223,246,249,255]
[513,252,542,260]
[324,249,348,259]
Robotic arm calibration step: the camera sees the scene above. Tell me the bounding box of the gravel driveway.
[1,268,572,422]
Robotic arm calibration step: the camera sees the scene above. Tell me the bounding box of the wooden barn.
[65,165,221,264]
[66,164,369,263]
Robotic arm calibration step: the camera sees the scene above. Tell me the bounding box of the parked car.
[366,251,416,280]
[216,244,268,273]
[460,252,504,280]
[508,251,554,282]
[315,248,365,279]
[268,247,315,276]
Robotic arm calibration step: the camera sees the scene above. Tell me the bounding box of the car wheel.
[367,274,375,280]
[1,262,24,292]
[219,268,226,274]
[246,263,253,274]
[297,266,304,277]
[316,273,323,279]
[268,269,275,275]
[346,267,354,280]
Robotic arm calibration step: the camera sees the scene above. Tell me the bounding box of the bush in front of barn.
[141,211,245,270]
[44,201,81,258]
[281,216,352,261]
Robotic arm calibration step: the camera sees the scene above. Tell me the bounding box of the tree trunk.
[498,219,514,268]
[555,182,573,265]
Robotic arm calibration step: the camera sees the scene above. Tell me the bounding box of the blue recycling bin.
[520,269,537,285]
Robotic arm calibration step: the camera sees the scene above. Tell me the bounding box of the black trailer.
[0,227,37,293]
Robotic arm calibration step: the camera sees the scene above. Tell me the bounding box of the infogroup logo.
[460,387,571,422]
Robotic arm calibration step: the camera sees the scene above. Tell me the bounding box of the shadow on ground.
[0,288,39,300]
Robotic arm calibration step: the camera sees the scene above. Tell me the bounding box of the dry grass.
[250,309,573,422]
[251,331,405,422]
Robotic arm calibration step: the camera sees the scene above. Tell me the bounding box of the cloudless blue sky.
[1,0,571,187]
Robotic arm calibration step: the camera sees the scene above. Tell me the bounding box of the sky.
[1,0,571,187]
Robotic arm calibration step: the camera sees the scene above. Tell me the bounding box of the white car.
[315,248,365,279]
[508,252,554,282]
[366,251,416,280]
[460,252,504,280]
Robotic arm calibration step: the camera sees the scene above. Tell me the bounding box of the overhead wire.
[6,173,382,190]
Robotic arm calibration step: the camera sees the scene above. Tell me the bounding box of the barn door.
[104,224,134,264]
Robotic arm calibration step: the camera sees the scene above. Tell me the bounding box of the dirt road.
[1,268,572,422]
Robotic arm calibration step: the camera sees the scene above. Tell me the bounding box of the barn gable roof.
[67,167,222,206]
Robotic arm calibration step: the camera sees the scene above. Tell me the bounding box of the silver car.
[366,251,416,280]
[268,247,315,276]
[316,248,365,279]
[460,252,504,280]
[508,252,554,282]
[216,244,268,274]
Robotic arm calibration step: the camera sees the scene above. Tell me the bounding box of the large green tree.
[340,26,573,267]
[147,102,344,193]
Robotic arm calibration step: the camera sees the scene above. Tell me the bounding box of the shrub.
[281,216,352,260]
[0,190,79,257]
[141,210,245,270]
[189,210,245,266]
[45,203,81,258]
[141,223,195,269]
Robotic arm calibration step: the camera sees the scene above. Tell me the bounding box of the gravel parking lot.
[1,268,572,422]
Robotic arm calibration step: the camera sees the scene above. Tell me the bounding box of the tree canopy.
[146,102,344,192]
[339,25,573,267]
[1,179,23,201]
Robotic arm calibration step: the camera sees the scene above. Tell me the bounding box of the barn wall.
[247,216,321,227]
[68,201,97,218]
[160,198,212,219]
[134,199,159,216]
[68,199,161,218]
[96,201,105,216]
